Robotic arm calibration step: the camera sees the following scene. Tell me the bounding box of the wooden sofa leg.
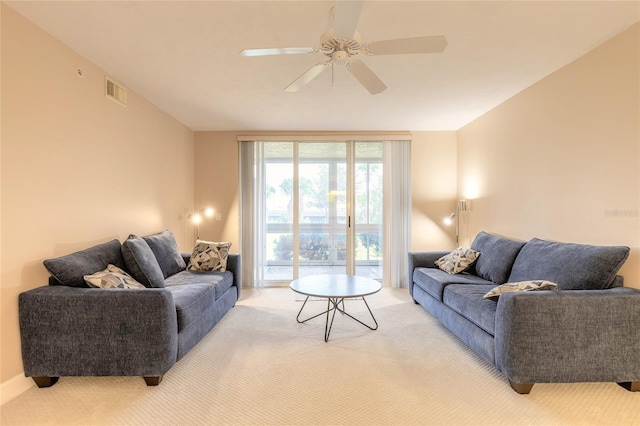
[617,381,640,392]
[143,376,163,386]
[32,376,59,388]
[509,380,534,394]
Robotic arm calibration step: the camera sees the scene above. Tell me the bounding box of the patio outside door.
[263,141,382,284]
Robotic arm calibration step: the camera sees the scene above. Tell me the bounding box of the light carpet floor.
[1,288,639,426]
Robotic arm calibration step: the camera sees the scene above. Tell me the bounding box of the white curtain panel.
[238,141,266,288]
[383,140,411,288]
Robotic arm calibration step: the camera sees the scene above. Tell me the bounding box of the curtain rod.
[237,134,412,142]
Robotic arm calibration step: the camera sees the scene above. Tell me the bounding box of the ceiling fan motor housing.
[320,28,362,61]
[332,50,348,62]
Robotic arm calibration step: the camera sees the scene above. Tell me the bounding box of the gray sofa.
[409,231,640,394]
[19,231,240,387]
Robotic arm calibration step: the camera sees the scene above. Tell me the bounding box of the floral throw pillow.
[84,264,145,289]
[483,280,558,299]
[435,247,480,274]
[187,240,232,272]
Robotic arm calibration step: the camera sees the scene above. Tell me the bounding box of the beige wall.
[457,23,639,288]
[0,3,195,394]
[410,131,458,251]
[193,132,240,247]
[193,131,459,255]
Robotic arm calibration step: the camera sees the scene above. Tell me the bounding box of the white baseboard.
[0,373,33,406]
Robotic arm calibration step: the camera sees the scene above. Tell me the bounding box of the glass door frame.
[261,140,382,285]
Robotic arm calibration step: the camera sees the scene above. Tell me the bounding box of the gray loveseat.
[19,231,240,387]
[409,231,640,394]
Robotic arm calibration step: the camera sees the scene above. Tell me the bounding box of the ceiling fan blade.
[240,47,316,57]
[346,60,386,95]
[333,0,363,39]
[284,62,331,92]
[367,36,448,55]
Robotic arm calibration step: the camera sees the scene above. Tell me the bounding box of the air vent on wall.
[105,76,127,107]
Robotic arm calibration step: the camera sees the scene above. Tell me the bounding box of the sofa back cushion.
[470,231,526,284]
[141,230,186,278]
[507,238,630,290]
[121,237,166,288]
[43,239,125,287]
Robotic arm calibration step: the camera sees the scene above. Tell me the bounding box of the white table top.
[290,274,382,298]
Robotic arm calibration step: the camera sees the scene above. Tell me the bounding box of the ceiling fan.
[240,0,447,95]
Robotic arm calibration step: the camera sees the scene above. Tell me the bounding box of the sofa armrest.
[408,251,449,297]
[226,254,241,299]
[494,287,640,384]
[19,285,178,378]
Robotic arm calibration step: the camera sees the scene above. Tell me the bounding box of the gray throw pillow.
[121,237,165,288]
[141,230,186,278]
[470,232,526,284]
[508,238,630,290]
[43,239,125,287]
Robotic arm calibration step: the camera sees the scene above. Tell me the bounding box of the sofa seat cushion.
[443,284,498,335]
[413,267,494,302]
[470,232,526,284]
[166,284,216,333]
[165,270,234,301]
[508,238,630,290]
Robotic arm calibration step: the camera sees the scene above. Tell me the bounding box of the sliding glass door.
[353,142,383,278]
[240,138,410,289]
[263,142,295,281]
[262,141,382,283]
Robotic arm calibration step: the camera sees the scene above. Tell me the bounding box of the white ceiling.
[6,1,639,131]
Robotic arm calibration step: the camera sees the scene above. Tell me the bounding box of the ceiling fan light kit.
[239,0,447,95]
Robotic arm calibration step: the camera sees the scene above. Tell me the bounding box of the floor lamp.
[444,200,468,244]
[188,207,214,239]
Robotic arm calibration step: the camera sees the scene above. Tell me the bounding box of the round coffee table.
[290,274,382,342]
